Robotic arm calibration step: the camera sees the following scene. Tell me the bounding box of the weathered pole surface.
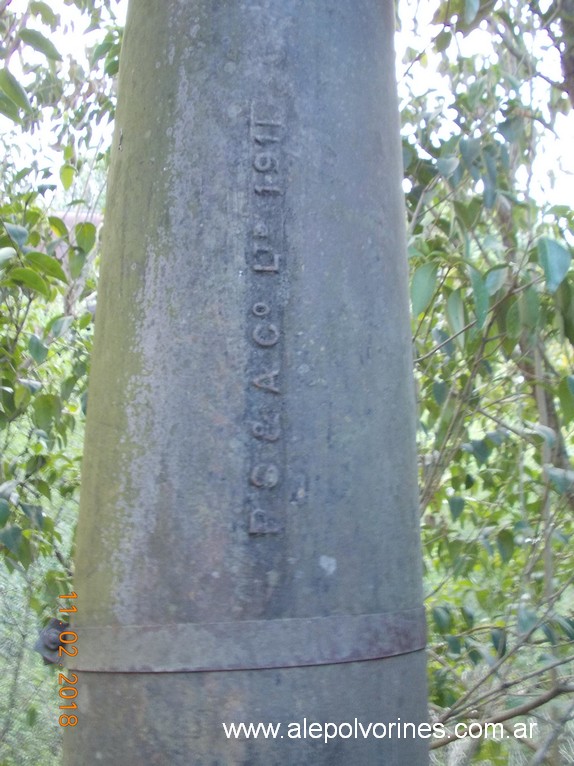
[64,0,427,763]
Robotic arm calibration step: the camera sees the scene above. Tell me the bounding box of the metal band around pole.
[69,607,426,673]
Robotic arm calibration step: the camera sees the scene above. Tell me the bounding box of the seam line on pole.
[68,607,426,673]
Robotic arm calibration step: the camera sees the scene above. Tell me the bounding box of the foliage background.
[0,0,573,764]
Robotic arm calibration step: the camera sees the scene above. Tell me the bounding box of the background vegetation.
[0,0,572,763]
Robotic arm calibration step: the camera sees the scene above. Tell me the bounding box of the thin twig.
[527,698,574,766]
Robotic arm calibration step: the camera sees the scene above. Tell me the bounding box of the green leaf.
[519,286,540,330]
[490,628,506,656]
[60,164,75,190]
[16,535,33,569]
[48,216,69,238]
[460,138,481,169]
[448,496,465,521]
[432,327,454,356]
[19,28,62,61]
[538,237,571,293]
[558,377,574,424]
[60,376,76,401]
[0,93,21,123]
[0,68,31,111]
[0,525,23,555]
[464,0,480,25]
[30,1,59,27]
[517,604,538,635]
[63,143,75,161]
[433,380,448,405]
[464,639,484,666]
[485,265,507,295]
[446,289,465,346]
[50,315,74,338]
[0,499,9,527]
[0,480,18,500]
[411,263,438,316]
[530,423,556,447]
[434,30,452,52]
[496,529,514,563]
[0,247,16,268]
[482,144,497,186]
[437,156,459,177]
[75,221,97,253]
[21,503,45,529]
[402,142,417,174]
[104,56,120,77]
[471,438,490,465]
[79,311,92,329]
[32,394,61,431]
[461,605,474,628]
[469,267,489,329]
[91,39,114,66]
[25,454,46,476]
[29,334,49,364]
[25,251,68,283]
[432,606,452,634]
[4,222,29,248]
[482,173,496,209]
[14,384,31,410]
[486,429,505,447]
[9,267,50,297]
[498,117,523,144]
[505,298,521,338]
[34,480,51,501]
[432,1,457,25]
[554,615,574,640]
[541,622,557,645]
[454,199,481,230]
[69,250,86,279]
[26,704,38,728]
[545,465,574,494]
[413,158,438,186]
[446,635,462,655]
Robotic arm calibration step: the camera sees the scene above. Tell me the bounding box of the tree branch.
[527,697,574,765]
[432,685,574,749]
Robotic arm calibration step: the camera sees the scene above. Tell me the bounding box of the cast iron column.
[64,1,428,763]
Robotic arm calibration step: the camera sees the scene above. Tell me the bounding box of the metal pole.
[64,1,428,763]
